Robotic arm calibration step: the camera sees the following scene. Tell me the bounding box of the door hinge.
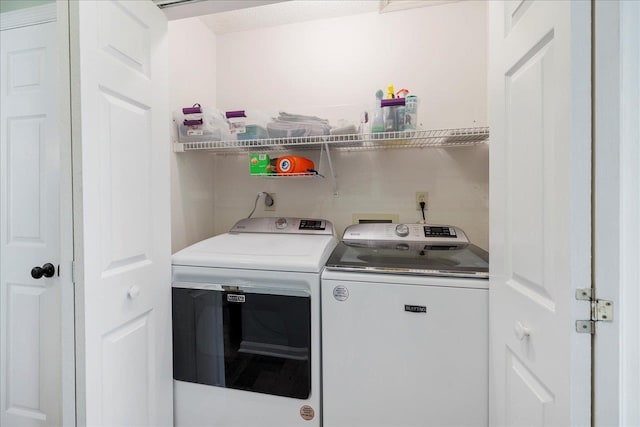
[71,260,76,284]
[575,288,613,334]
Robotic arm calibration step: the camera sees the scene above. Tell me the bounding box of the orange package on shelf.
[276,156,315,175]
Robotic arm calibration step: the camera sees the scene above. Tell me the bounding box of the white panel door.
[489,1,592,426]
[0,21,61,427]
[69,1,172,425]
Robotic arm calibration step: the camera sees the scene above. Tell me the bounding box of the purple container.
[225,110,247,119]
[182,104,202,114]
[380,98,406,107]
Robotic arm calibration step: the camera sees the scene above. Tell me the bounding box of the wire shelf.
[173,127,489,154]
[250,172,323,179]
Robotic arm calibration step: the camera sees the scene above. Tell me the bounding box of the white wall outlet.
[416,192,428,210]
[264,192,276,211]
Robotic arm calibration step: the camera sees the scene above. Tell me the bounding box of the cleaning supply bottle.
[404,95,419,130]
[395,89,409,132]
[382,83,399,131]
[372,89,385,133]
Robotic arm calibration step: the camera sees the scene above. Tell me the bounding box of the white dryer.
[321,223,489,427]
[171,217,336,427]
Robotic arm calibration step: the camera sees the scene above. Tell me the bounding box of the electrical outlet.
[416,192,428,210]
[264,192,276,211]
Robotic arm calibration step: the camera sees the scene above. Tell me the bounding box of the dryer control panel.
[230,217,335,235]
[424,225,458,238]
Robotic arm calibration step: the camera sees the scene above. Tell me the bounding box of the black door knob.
[31,263,56,279]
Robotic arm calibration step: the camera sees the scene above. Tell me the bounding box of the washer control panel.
[230,217,334,235]
[343,223,469,245]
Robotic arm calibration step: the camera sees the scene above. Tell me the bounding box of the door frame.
[0,2,76,426]
[56,1,76,425]
[593,1,640,426]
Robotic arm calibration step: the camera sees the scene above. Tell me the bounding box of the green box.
[249,153,272,175]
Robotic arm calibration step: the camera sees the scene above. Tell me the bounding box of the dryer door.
[172,285,311,399]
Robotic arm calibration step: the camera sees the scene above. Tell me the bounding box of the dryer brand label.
[333,285,349,302]
[300,405,315,421]
[404,304,427,313]
[227,294,245,303]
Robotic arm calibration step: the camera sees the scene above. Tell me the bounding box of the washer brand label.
[404,304,427,313]
[333,285,349,302]
[300,405,315,421]
[227,294,245,303]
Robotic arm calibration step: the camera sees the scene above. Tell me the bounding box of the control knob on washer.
[275,217,288,229]
[395,224,409,237]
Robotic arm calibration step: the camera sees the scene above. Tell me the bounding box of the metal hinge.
[575,288,613,334]
[71,260,76,284]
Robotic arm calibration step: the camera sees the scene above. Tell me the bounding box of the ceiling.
[153,0,290,21]
[200,1,378,35]
[154,0,460,33]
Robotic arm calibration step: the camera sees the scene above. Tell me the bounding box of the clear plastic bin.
[225,110,272,140]
[174,107,230,143]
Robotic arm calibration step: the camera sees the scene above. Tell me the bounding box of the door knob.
[31,263,56,279]
[127,285,141,299]
[514,321,531,341]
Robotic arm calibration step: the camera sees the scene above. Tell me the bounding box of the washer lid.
[172,232,338,273]
[325,241,489,278]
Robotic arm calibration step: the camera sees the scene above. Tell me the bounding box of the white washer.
[321,223,489,427]
[172,217,336,427]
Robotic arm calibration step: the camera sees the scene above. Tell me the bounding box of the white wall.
[169,18,218,253]
[216,1,487,130]
[169,0,489,250]
[211,144,489,247]
[212,1,489,249]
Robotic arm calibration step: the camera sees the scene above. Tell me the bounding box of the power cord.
[420,201,426,222]
[247,191,273,218]
[247,192,265,218]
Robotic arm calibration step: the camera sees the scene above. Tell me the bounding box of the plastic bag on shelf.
[267,111,331,138]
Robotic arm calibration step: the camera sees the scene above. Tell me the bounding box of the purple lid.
[183,118,203,126]
[381,98,406,107]
[182,104,202,114]
[225,110,247,119]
